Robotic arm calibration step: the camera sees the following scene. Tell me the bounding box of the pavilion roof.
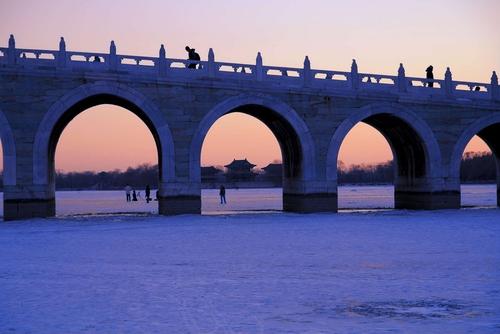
[224,158,256,169]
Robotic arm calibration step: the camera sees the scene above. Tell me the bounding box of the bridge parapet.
[1,35,498,103]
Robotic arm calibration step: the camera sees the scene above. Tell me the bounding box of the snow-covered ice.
[1,208,499,333]
[0,184,496,217]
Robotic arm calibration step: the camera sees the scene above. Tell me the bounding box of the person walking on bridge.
[426,65,434,88]
[185,46,201,69]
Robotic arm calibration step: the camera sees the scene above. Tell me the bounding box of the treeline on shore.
[0,152,495,190]
[338,151,496,184]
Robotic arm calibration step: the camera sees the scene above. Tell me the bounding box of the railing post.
[158,44,166,77]
[491,71,499,101]
[397,63,406,93]
[208,48,215,78]
[109,40,117,71]
[350,59,359,90]
[303,56,311,87]
[444,67,453,97]
[256,52,263,81]
[7,34,16,65]
[57,37,66,68]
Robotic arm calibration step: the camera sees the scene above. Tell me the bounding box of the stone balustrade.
[1,35,498,102]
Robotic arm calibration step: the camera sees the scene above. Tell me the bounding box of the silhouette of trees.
[338,160,394,184]
[55,164,159,190]
[460,152,495,182]
[337,152,496,185]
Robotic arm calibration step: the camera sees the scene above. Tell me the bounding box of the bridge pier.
[283,193,338,213]
[3,185,55,221]
[282,180,337,213]
[4,199,55,221]
[158,181,201,215]
[394,190,460,210]
[159,196,201,215]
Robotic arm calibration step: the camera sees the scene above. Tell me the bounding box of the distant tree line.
[460,151,496,182]
[55,164,159,190]
[0,152,495,191]
[337,151,496,185]
[338,160,394,184]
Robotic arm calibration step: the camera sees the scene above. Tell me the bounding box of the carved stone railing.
[1,35,498,102]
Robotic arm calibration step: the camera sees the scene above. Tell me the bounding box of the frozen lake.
[1,209,499,333]
[0,184,497,217]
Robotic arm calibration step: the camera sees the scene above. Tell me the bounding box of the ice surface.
[1,209,499,333]
[0,184,496,217]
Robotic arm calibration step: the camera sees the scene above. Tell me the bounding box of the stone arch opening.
[451,115,500,207]
[460,136,497,207]
[47,94,163,187]
[32,83,175,217]
[337,122,395,209]
[200,111,286,213]
[190,94,317,213]
[328,104,447,210]
[54,103,160,215]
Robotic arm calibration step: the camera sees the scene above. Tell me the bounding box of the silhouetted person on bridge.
[185,46,200,69]
[145,185,151,203]
[93,55,101,63]
[132,189,138,201]
[219,185,226,204]
[426,65,434,88]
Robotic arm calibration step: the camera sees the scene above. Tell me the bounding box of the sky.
[0,0,498,172]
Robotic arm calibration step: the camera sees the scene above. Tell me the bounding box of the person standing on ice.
[219,185,227,204]
[124,185,132,202]
[132,189,138,202]
[145,185,151,203]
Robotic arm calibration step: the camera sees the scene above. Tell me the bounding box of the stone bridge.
[1,35,499,220]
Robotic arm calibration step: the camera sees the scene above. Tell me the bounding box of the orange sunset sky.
[0,0,498,172]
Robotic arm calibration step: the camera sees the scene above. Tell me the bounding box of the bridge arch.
[33,81,175,189]
[450,113,500,181]
[190,94,315,184]
[327,103,444,209]
[0,108,16,186]
[450,113,500,206]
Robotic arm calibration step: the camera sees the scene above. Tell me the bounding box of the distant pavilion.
[224,159,256,181]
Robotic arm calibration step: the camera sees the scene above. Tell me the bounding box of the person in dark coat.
[219,185,226,204]
[145,185,151,203]
[132,189,138,201]
[185,46,200,69]
[426,65,434,88]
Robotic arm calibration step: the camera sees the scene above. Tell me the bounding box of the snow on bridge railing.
[1,35,499,102]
